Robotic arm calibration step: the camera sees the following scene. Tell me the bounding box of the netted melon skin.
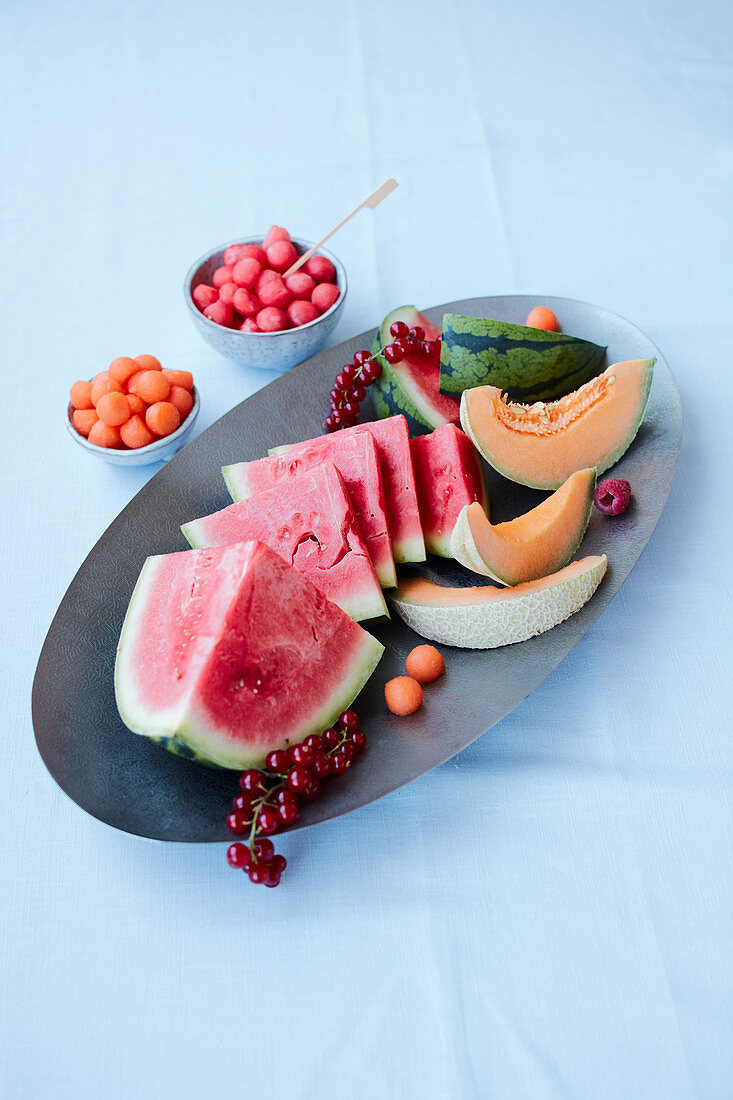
[390,556,607,649]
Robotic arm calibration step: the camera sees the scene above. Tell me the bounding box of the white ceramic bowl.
[66,387,201,466]
[184,235,347,372]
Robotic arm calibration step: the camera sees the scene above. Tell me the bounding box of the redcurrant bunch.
[324,321,440,433]
[225,710,367,887]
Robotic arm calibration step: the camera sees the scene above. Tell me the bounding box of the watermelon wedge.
[222,429,396,589]
[181,463,388,622]
[270,415,426,565]
[370,306,461,432]
[115,541,384,769]
[410,424,488,557]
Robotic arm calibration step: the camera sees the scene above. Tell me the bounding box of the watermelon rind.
[390,555,607,649]
[440,314,607,403]
[370,306,460,434]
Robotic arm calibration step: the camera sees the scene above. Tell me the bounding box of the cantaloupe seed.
[108,356,139,385]
[90,374,123,406]
[168,385,194,419]
[162,369,193,391]
[526,306,559,332]
[120,414,155,449]
[96,390,131,426]
[134,354,162,372]
[405,645,445,684]
[126,393,146,416]
[72,408,98,437]
[88,419,122,448]
[135,370,170,404]
[69,380,93,410]
[146,400,180,437]
[385,676,423,716]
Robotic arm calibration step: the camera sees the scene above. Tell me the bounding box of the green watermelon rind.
[370,306,460,433]
[440,314,607,403]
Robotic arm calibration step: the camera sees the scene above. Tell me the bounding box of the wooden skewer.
[283,178,399,278]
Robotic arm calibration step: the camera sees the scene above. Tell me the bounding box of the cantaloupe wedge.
[460,359,654,490]
[450,468,595,586]
[390,555,607,649]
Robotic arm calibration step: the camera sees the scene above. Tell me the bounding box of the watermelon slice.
[370,306,461,432]
[115,540,384,769]
[181,463,387,622]
[222,429,396,589]
[410,424,488,557]
[270,415,426,565]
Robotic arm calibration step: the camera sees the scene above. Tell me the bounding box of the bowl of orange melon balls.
[66,354,200,465]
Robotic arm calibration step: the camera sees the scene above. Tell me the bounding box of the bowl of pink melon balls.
[184,227,347,373]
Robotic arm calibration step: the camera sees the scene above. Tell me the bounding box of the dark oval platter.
[32,296,682,842]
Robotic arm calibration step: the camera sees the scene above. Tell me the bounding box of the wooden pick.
[283,178,399,278]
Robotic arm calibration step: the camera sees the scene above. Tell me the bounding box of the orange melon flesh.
[450,468,595,586]
[461,359,655,489]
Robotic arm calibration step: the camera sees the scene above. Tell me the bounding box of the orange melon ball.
[385,676,423,716]
[72,408,99,437]
[108,356,139,385]
[126,393,146,416]
[405,645,445,684]
[70,380,93,410]
[88,420,122,449]
[167,385,194,419]
[162,369,193,391]
[90,374,122,407]
[134,354,162,372]
[134,370,170,404]
[96,391,131,427]
[145,400,180,437]
[525,306,559,331]
[120,415,156,449]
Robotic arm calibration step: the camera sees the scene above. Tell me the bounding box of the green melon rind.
[440,314,607,402]
[460,358,655,491]
[164,631,385,770]
[390,556,607,649]
[449,471,595,586]
[370,307,457,433]
[221,463,252,501]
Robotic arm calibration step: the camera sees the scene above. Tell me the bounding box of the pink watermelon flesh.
[410,423,488,556]
[270,415,426,565]
[389,312,461,427]
[114,541,385,769]
[222,430,396,589]
[181,462,387,622]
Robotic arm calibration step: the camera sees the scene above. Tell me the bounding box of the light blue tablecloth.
[2,1,731,1097]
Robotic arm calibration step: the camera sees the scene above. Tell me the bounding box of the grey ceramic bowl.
[184,235,347,372]
[66,387,200,466]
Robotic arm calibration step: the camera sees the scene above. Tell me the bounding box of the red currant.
[332,752,351,774]
[350,730,367,752]
[384,344,401,364]
[304,734,322,752]
[252,838,275,862]
[239,769,266,793]
[226,842,251,869]
[226,811,250,835]
[349,384,366,403]
[335,372,351,391]
[232,792,255,814]
[278,799,300,826]
[289,743,315,766]
[324,415,338,432]
[265,750,289,773]
[271,854,287,874]
[390,320,409,338]
[393,338,409,357]
[257,806,282,835]
[423,339,440,358]
[300,777,322,801]
[360,360,382,383]
[248,863,269,884]
[353,350,371,367]
[341,742,357,763]
[341,400,360,419]
[408,326,425,341]
[329,388,342,405]
[402,336,419,355]
[286,765,316,792]
[313,753,334,778]
[339,709,360,730]
[341,362,358,381]
[322,727,340,748]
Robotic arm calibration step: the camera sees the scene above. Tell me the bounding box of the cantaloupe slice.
[460,359,654,489]
[390,555,607,649]
[450,468,595,586]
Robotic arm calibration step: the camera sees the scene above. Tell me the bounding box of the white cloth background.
[1,1,731,1097]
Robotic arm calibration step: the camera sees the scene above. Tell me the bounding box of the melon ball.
[385,676,423,716]
[304,255,336,283]
[405,645,445,684]
[311,282,340,314]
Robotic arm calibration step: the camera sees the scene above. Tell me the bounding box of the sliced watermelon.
[115,540,384,769]
[269,415,426,565]
[410,424,488,557]
[222,429,396,589]
[370,306,461,433]
[181,463,388,622]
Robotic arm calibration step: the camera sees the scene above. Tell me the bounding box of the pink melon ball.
[223,243,247,266]
[212,264,235,288]
[287,300,319,327]
[263,225,291,249]
[285,272,316,300]
[218,281,238,306]
[256,267,280,294]
[240,318,261,332]
[303,255,336,283]
[204,301,234,327]
[311,282,340,314]
[192,284,218,311]
[258,275,292,310]
[239,243,268,266]
[232,256,261,289]
[232,288,260,317]
[256,306,287,332]
[266,240,298,273]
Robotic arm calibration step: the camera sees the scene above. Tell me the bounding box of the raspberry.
[593,478,631,516]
